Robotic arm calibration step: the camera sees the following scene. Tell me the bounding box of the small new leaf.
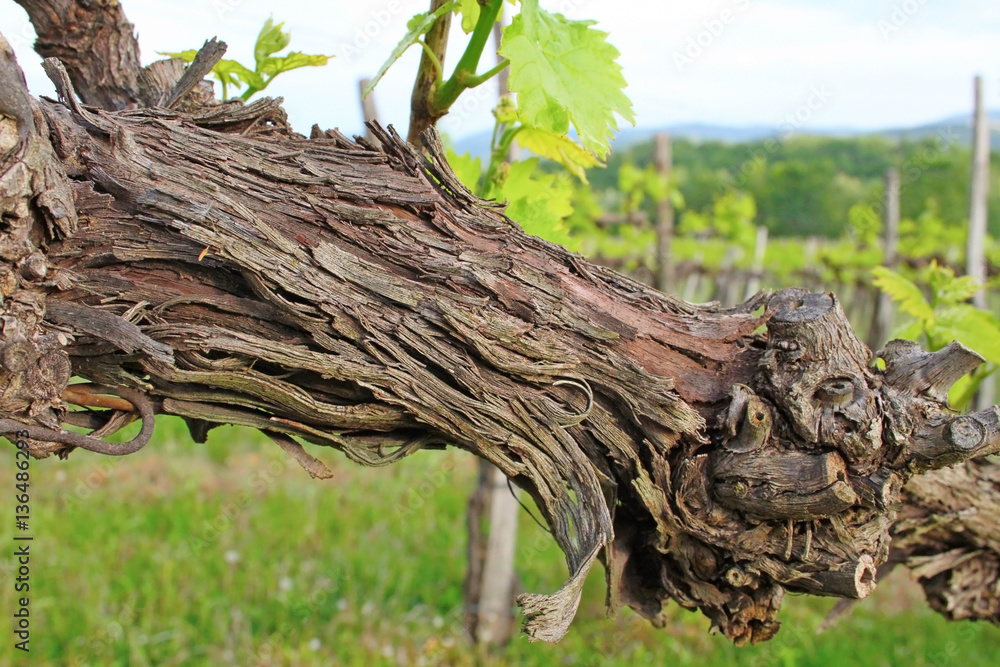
[445,149,483,193]
[161,17,329,102]
[365,3,457,98]
[931,306,1000,366]
[923,261,982,306]
[258,52,330,78]
[255,18,293,64]
[489,158,576,249]
[499,0,634,159]
[455,0,480,33]
[515,127,599,181]
[162,49,198,62]
[872,266,934,324]
[159,52,265,93]
[214,59,265,91]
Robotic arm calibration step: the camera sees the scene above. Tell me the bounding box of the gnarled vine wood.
[0,3,999,645]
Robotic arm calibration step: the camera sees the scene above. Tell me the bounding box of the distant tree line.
[587,135,1000,239]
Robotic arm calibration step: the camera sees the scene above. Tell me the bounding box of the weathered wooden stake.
[744,225,768,301]
[967,76,994,409]
[968,75,990,310]
[654,132,675,293]
[718,246,742,306]
[871,167,900,347]
[682,253,703,302]
[357,77,380,146]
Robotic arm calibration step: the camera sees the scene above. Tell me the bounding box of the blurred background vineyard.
[519,128,1000,318]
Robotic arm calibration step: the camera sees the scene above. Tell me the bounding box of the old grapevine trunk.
[0,15,999,644]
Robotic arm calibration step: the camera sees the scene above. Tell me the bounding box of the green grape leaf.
[617,163,646,212]
[644,169,669,203]
[455,0,480,33]
[160,49,198,62]
[892,320,924,344]
[948,370,991,413]
[160,52,265,93]
[668,185,685,210]
[932,305,1000,365]
[935,275,982,306]
[491,158,575,249]
[872,266,934,324]
[257,51,331,78]
[565,180,602,234]
[255,18,293,65]
[515,127,598,181]
[445,149,483,193]
[456,0,514,33]
[679,210,710,236]
[922,261,982,306]
[364,2,457,98]
[499,0,634,158]
[214,59,265,91]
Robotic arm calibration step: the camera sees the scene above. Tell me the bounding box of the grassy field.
[2,418,998,666]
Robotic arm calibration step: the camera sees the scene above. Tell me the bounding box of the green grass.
[2,419,998,666]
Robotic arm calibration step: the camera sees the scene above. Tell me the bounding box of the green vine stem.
[433,0,506,113]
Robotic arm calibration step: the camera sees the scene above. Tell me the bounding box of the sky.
[1,0,998,141]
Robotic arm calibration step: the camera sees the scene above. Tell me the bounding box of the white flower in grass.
[279,576,293,592]
[224,550,240,565]
[308,638,321,651]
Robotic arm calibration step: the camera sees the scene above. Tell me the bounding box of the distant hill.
[873,111,1000,148]
[451,110,1000,161]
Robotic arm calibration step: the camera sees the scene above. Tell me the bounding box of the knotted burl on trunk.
[609,290,998,644]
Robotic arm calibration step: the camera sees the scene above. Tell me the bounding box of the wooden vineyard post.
[871,167,900,348]
[358,77,381,146]
[682,253,704,302]
[717,246,742,306]
[744,225,769,301]
[967,76,993,409]
[654,132,675,294]
[465,463,520,644]
[968,75,990,310]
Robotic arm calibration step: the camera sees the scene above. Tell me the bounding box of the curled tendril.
[0,384,155,456]
[551,378,594,427]
[344,433,436,467]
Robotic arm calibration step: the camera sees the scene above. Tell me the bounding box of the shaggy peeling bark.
[14,0,142,109]
[892,462,1000,622]
[1,13,999,644]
